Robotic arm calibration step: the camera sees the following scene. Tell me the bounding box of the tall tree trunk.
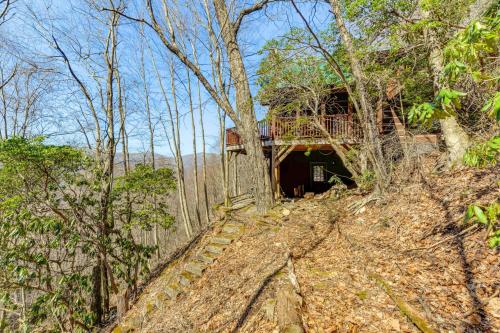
[197,80,210,224]
[212,0,273,212]
[97,13,119,319]
[192,43,211,225]
[217,107,230,206]
[169,63,193,238]
[425,16,470,165]
[148,46,194,239]
[0,67,8,139]
[329,0,389,191]
[186,69,202,229]
[140,45,161,259]
[422,0,496,165]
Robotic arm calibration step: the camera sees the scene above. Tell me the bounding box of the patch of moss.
[356,290,368,300]
[312,282,329,290]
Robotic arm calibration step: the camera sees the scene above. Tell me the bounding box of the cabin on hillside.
[226,84,438,199]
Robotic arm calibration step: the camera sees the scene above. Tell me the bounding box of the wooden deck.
[226,115,362,149]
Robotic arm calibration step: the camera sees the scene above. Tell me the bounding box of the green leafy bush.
[355,170,376,192]
[0,138,176,331]
[464,202,500,248]
[464,136,500,167]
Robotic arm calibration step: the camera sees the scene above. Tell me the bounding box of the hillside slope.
[110,161,499,333]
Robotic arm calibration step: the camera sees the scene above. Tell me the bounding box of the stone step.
[165,282,181,300]
[197,251,218,264]
[206,243,226,255]
[211,234,233,245]
[179,271,196,286]
[222,223,244,234]
[185,261,206,277]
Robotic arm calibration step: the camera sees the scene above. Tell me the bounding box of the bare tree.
[185,68,202,228]
[105,0,276,212]
[168,61,194,237]
[327,0,389,193]
[192,42,211,224]
[211,0,273,211]
[147,37,194,238]
[139,40,163,258]
[49,0,123,322]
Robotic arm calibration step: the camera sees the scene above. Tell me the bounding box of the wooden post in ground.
[271,145,283,200]
[232,152,240,196]
[271,144,277,199]
[347,101,353,138]
[275,160,281,200]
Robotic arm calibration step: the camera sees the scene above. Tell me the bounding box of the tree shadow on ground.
[420,174,491,332]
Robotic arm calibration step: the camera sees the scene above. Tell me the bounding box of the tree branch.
[0,63,17,90]
[233,0,271,35]
[0,0,11,24]
[102,2,240,126]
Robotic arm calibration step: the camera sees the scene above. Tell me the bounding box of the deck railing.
[226,115,362,146]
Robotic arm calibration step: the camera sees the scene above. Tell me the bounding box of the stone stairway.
[113,220,246,333]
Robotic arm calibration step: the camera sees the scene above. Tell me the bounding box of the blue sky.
[3,0,332,156]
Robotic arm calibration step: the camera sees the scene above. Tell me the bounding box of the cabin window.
[311,163,327,182]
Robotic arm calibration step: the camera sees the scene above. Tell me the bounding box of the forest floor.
[110,155,499,333]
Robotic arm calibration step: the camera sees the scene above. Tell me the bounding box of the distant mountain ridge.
[114,152,219,173]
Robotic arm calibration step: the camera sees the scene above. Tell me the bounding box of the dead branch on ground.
[369,274,437,333]
[405,224,479,252]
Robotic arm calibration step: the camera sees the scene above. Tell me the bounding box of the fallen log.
[276,258,304,333]
[276,285,304,333]
[369,274,436,333]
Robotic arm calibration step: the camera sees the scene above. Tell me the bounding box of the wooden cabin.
[226,85,438,199]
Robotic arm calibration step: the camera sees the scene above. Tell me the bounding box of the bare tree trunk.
[169,62,193,238]
[186,69,202,229]
[0,303,5,330]
[140,43,161,260]
[134,0,274,211]
[20,287,26,332]
[197,81,210,223]
[0,67,8,139]
[192,43,211,225]
[116,70,129,174]
[99,11,120,316]
[51,6,122,321]
[148,41,194,238]
[217,107,230,206]
[212,0,273,212]
[329,0,389,191]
